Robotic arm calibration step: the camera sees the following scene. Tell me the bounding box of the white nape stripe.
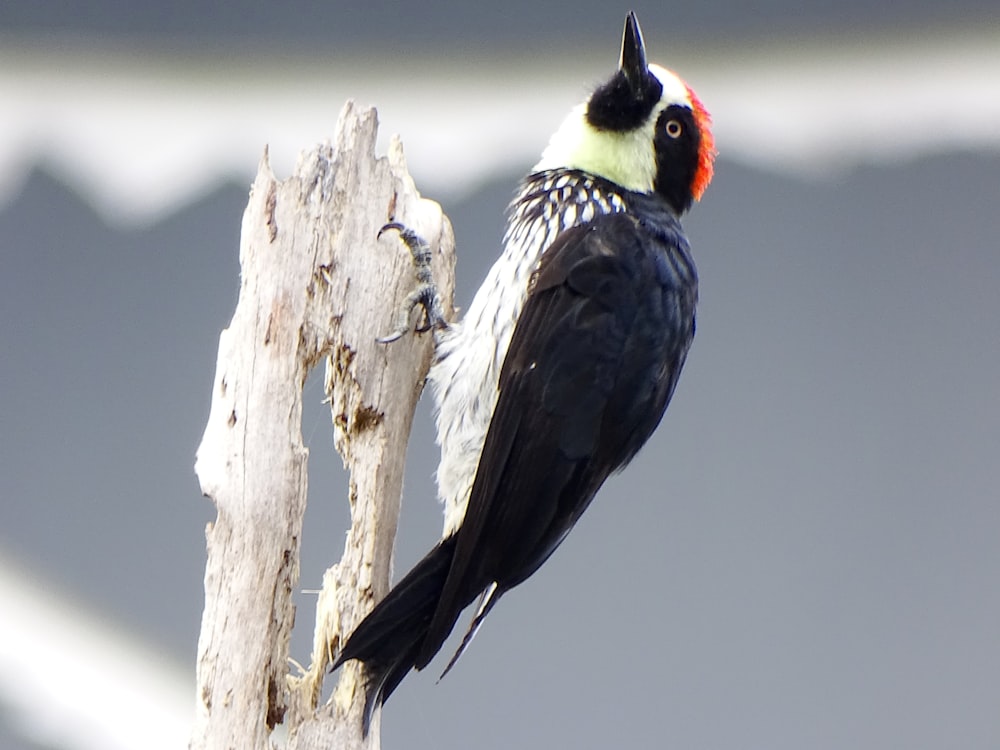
[648,63,693,105]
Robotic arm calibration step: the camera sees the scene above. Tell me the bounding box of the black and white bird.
[333,11,715,731]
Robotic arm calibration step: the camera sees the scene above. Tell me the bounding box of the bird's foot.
[377,222,448,344]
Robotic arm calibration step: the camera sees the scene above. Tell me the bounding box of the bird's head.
[534,11,716,215]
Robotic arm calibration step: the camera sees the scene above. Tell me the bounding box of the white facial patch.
[533,63,694,194]
[648,64,693,109]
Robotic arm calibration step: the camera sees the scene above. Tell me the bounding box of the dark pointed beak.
[619,11,649,94]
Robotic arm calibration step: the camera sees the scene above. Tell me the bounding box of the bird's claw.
[377,222,447,344]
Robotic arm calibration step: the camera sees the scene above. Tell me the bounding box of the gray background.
[2,2,999,749]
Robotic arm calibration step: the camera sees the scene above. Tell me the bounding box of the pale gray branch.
[191,100,455,750]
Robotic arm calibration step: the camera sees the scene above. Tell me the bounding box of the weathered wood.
[191,100,455,750]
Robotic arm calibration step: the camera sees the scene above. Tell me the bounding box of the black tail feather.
[332,535,459,733]
[360,640,421,736]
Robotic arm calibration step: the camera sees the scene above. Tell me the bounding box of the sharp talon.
[377,221,447,344]
[378,222,405,240]
[376,331,404,344]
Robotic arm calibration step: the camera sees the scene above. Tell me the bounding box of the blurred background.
[1,2,998,749]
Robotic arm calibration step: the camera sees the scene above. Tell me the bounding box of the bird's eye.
[665,119,683,139]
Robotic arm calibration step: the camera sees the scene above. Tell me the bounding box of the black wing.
[415,210,698,670]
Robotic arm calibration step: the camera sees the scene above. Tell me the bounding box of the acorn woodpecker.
[333,11,715,731]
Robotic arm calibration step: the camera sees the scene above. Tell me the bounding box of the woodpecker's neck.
[532,104,660,195]
[508,169,629,236]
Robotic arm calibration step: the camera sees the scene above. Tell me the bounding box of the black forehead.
[586,70,664,133]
